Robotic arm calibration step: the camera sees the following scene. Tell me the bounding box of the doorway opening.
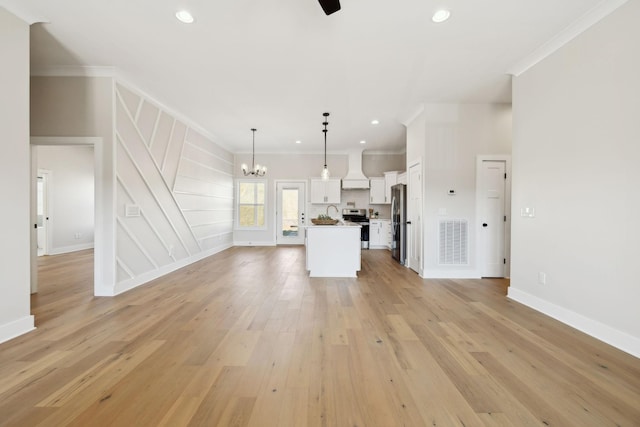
[30,137,101,296]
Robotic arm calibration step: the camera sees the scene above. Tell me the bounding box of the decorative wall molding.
[114,76,229,153]
[113,243,233,296]
[507,0,629,76]
[508,288,640,358]
[117,175,177,263]
[114,81,234,294]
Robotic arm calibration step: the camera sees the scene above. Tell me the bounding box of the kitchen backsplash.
[308,188,391,219]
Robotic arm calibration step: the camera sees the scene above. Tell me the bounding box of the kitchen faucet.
[326,204,339,217]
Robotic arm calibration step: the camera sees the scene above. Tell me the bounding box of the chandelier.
[321,112,330,180]
[241,128,266,176]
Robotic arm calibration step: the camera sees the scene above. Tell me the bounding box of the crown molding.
[399,104,425,127]
[1,3,48,24]
[113,75,233,153]
[30,65,116,77]
[507,0,628,76]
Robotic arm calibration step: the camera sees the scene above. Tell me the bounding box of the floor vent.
[439,220,468,265]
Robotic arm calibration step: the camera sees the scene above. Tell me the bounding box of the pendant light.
[321,112,330,180]
[241,128,266,176]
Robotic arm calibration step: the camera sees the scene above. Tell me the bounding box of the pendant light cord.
[251,128,256,171]
[323,113,329,169]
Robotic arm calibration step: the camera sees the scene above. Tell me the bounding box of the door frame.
[274,180,307,245]
[30,136,103,295]
[475,155,511,278]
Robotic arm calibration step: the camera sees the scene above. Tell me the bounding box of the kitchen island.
[305,222,361,277]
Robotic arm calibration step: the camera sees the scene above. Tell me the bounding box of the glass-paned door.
[276,182,306,245]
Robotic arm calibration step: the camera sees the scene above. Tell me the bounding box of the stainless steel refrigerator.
[391,184,407,265]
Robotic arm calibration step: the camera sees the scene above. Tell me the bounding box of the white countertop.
[305,221,361,228]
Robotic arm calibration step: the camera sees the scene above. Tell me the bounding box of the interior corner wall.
[509,0,640,357]
[0,8,35,344]
[114,82,234,294]
[407,104,512,278]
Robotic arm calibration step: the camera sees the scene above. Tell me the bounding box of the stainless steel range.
[342,208,370,249]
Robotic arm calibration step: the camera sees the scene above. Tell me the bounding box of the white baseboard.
[49,242,94,255]
[0,315,36,345]
[108,243,233,296]
[233,241,277,247]
[508,287,640,359]
[421,268,481,279]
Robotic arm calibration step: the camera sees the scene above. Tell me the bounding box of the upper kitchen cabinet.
[310,178,341,204]
[384,171,399,204]
[369,177,386,204]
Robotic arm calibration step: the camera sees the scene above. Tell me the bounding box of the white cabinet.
[381,219,391,249]
[369,177,386,204]
[370,172,401,204]
[384,171,399,205]
[310,178,341,204]
[369,219,390,249]
[306,225,361,277]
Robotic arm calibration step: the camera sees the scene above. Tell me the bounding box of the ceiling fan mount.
[318,0,341,15]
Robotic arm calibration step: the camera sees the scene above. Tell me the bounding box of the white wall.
[509,0,640,357]
[406,104,512,277]
[114,83,234,294]
[232,152,405,245]
[31,76,116,295]
[0,7,34,344]
[36,145,95,254]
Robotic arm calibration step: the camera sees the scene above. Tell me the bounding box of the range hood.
[342,149,370,189]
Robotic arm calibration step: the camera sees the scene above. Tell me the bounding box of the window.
[237,180,266,229]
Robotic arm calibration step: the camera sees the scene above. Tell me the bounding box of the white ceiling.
[1,0,610,154]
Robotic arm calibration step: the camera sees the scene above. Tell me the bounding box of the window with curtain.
[237,180,266,229]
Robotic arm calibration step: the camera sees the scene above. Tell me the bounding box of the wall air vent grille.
[438,219,468,265]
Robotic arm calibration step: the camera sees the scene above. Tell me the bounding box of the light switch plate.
[521,207,535,218]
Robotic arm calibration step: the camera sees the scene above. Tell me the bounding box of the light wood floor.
[1,247,638,426]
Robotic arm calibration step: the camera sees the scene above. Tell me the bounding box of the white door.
[276,181,306,245]
[408,162,422,273]
[36,170,51,256]
[479,160,506,277]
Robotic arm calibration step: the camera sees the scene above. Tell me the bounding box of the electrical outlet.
[168,244,174,257]
[538,272,546,285]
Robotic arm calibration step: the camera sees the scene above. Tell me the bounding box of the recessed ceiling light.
[371,119,379,125]
[176,10,194,24]
[295,140,301,144]
[432,9,450,23]
[360,140,366,144]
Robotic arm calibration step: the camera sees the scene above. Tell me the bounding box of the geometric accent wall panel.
[114,82,234,287]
